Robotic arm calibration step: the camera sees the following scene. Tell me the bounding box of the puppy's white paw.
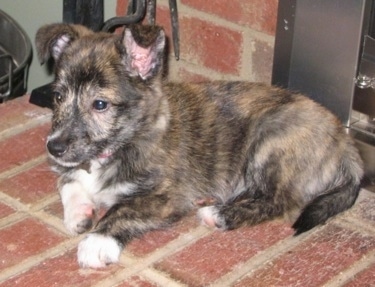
[77,234,121,268]
[198,206,226,229]
[64,203,95,235]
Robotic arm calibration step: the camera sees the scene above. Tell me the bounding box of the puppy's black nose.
[47,139,68,157]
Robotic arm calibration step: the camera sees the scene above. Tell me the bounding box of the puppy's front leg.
[77,193,188,268]
[60,181,95,235]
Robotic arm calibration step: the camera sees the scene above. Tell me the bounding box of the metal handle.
[355,74,375,89]
[101,0,146,32]
[102,0,180,61]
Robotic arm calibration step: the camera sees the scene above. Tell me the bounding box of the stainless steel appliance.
[272,0,375,189]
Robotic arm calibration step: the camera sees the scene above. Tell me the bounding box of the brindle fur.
[36,23,363,268]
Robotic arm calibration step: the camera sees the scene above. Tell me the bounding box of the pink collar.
[98,151,113,159]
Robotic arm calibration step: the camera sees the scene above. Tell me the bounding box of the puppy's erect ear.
[122,25,165,80]
[35,23,93,64]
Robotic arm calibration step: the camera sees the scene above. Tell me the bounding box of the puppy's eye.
[53,92,64,104]
[93,100,108,111]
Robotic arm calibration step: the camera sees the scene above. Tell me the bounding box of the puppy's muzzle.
[47,138,69,158]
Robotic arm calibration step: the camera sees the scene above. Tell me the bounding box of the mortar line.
[0,154,47,181]
[0,113,51,142]
[0,155,55,216]
[335,216,375,237]
[140,268,187,287]
[240,28,256,80]
[0,212,27,229]
[323,249,375,287]
[169,59,243,82]
[0,191,30,213]
[29,193,60,212]
[30,209,71,236]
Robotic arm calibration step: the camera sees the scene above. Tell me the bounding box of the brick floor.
[0,162,57,204]
[0,95,374,286]
[233,224,375,287]
[0,218,66,269]
[127,214,200,257]
[0,248,121,287]
[0,123,50,174]
[116,276,158,287]
[156,221,293,286]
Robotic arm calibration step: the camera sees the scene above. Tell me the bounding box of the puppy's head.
[35,23,166,169]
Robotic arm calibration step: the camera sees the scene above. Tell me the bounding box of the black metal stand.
[63,0,104,32]
[29,83,54,108]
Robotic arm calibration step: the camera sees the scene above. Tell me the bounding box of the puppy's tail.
[292,176,361,235]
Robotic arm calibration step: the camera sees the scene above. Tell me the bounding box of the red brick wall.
[117,0,278,83]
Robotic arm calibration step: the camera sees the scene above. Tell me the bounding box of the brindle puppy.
[35,24,363,268]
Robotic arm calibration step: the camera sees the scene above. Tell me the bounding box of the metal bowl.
[0,9,32,102]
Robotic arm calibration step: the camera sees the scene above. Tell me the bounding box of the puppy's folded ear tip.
[35,23,93,64]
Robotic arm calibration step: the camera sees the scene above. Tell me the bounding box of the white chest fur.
[62,160,136,209]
